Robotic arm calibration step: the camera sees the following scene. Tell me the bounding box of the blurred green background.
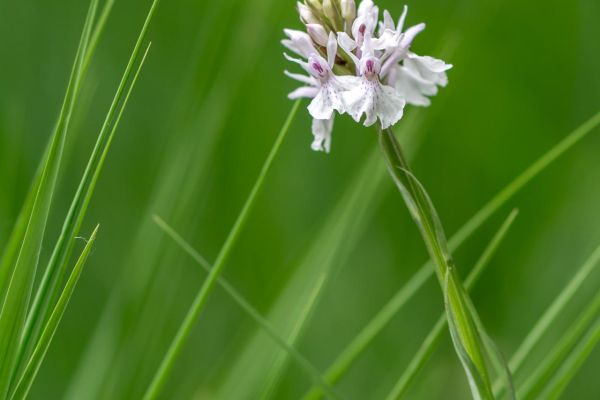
[1,0,600,398]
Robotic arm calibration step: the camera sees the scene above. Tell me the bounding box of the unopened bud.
[306,23,329,46]
[298,2,319,25]
[322,0,338,27]
[306,0,322,10]
[341,0,356,21]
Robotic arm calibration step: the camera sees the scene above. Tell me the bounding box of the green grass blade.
[519,290,600,400]
[0,0,114,304]
[0,165,43,304]
[304,110,600,397]
[503,243,600,381]
[214,148,387,400]
[13,42,152,388]
[9,226,99,400]
[64,3,279,396]
[142,100,301,400]
[152,215,343,399]
[538,314,600,400]
[382,209,519,400]
[0,0,98,395]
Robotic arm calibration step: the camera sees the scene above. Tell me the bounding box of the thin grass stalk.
[0,0,115,302]
[16,0,159,379]
[519,290,600,400]
[538,314,600,400]
[10,43,152,394]
[65,3,276,397]
[142,100,301,400]
[378,127,495,399]
[9,226,99,400]
[0,1,98,395]
[493,242,600,396]
[153,216,342,399]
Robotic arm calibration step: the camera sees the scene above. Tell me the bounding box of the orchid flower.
[339,32,406,128]
[282,1,452,152]
[284,31,353,152]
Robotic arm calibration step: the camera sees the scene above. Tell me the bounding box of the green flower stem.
[377,127,494,399]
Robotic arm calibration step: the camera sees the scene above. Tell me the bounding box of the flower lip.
[360,56,381,80]
[308,55,330,81]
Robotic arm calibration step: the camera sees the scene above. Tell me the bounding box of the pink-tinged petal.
[400,23,426,48]
[297,2,319,24]
[326,32,338,68]
[377,84,406,128]
[397,5,408,33]
[382,9,395,30]
[394,55,451,107]
[311,117,334,153]
[283,29,318,58]
[408,53,452,75]
[288,86,320,99]
[284,70,318,86]
[284,52,311,75]
[357,0,375,18]
[343,78,405,128]
[307,80,345,119]
[394,64,435,106]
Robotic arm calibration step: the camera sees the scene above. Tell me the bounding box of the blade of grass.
[142,100,301,400]
[259,272,329,400]
[65,2,278,396]
[213,148,387,400]
[16,0,158,375]
[12,42,153,390]
[152,215,343,399]
[302,110,600,398]
[519,289,600,400]
[9,226,99,400]
[494,242,600,394]
[0,161,43,304]
[0,0,98,395]
[381,209,518,400]
[538,314,600,400]
[0,0,114,303]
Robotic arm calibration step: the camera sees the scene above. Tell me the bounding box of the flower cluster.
[283,0,452,152]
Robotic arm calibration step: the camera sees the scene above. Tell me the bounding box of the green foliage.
[1,0,600,399]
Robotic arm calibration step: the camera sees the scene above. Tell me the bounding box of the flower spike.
[283,1,451,152]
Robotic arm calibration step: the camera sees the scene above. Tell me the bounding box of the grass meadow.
[0,0,600,399]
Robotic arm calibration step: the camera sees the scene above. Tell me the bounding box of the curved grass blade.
[9,226,99,400]
[0,1,98,395]
[519,290,600,400]
[152,216,342,399]
[65,3,281,396]
[384,209,518,400]
[302,110,600,400]
[496,242,600,393]
[142,100,300,400]
[0,0,115,303]
[12,42,153,389]
[216,149,386,400]
[0,163,43,304]
[537,314,600,400]
[16,0,158,371]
